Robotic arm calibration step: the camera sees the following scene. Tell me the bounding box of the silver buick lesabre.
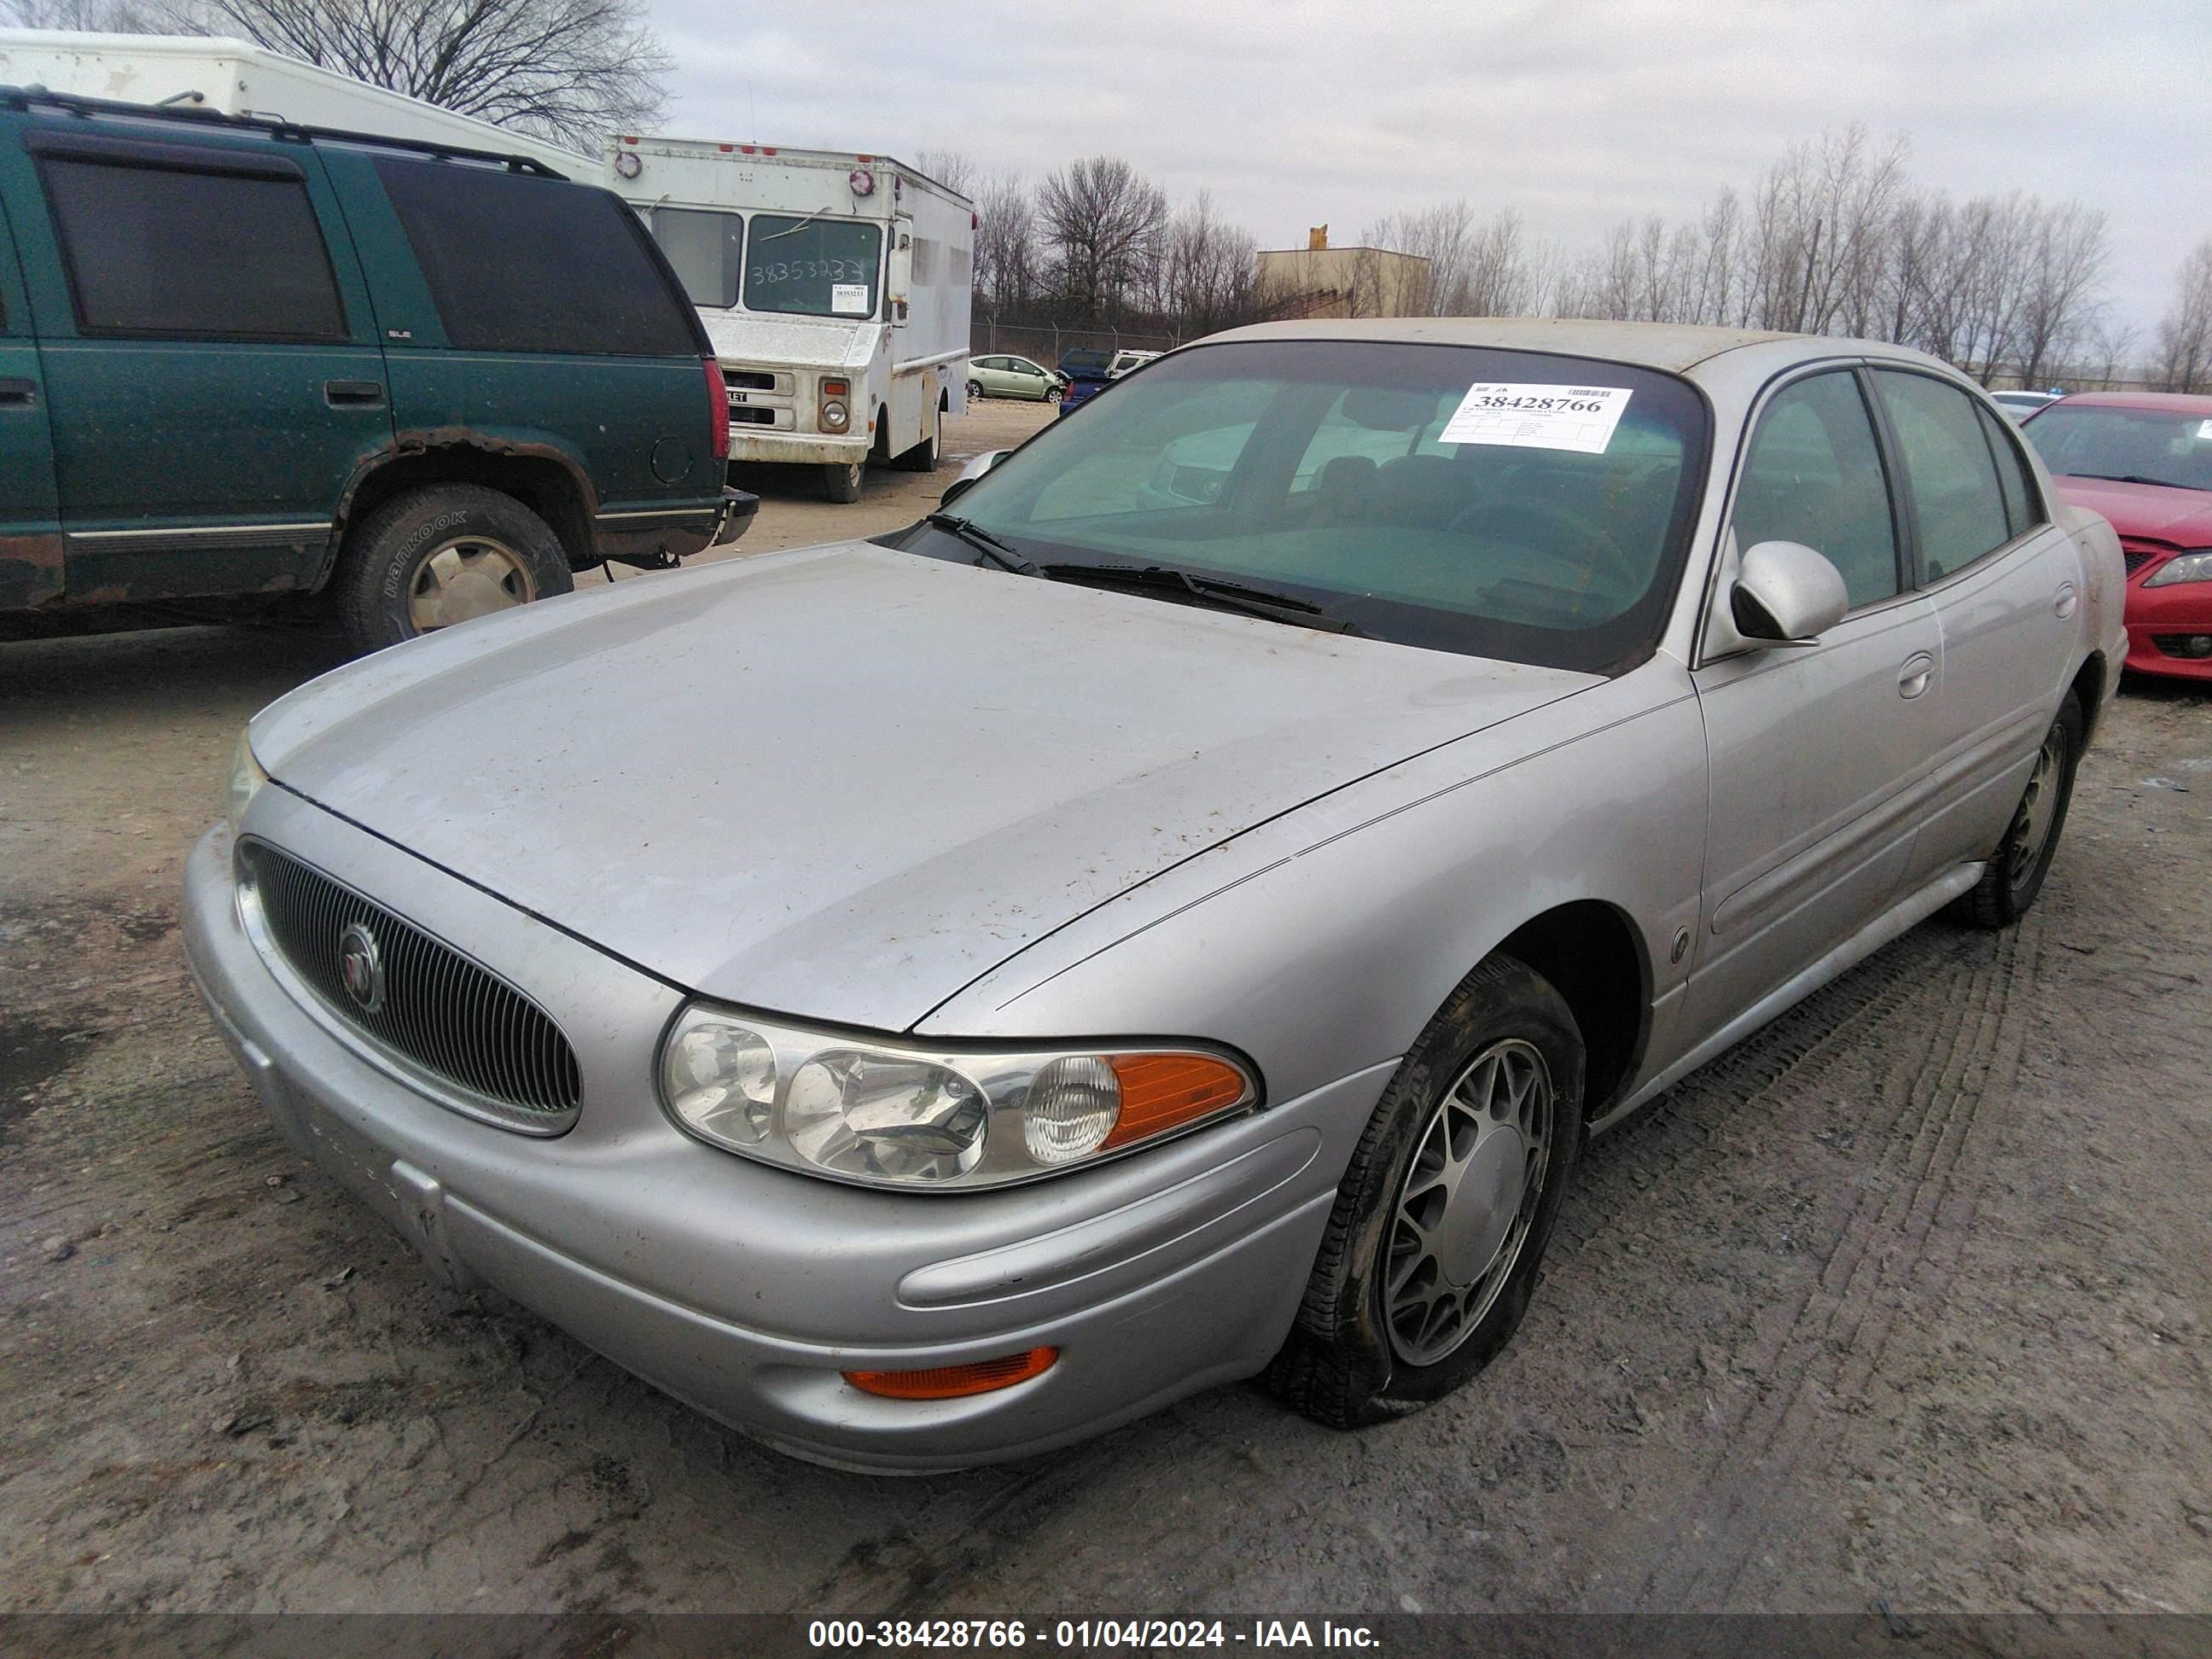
[184,319,2125,1471]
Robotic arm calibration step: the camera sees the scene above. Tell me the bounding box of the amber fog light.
[845,1348,1058,1400]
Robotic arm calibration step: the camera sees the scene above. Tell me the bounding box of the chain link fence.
[969,320,1182,368]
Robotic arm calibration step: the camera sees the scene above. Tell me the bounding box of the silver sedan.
[184,319,2125,1471]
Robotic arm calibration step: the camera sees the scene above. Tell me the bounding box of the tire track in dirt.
[1620,916,2041,1608]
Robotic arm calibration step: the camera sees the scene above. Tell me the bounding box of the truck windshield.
[653,207,744,309]
[745,215,882,319]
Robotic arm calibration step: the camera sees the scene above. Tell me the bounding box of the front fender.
[917,664,1708,1110]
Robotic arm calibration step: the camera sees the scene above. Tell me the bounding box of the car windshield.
[2023,404,2212,492]
[744,213,882,318]
[897,339,1710,672]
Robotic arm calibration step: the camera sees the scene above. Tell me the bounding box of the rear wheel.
[337,483,570,655]
[894,403,943,473]
[1267,953,1585,1429]
[822,459,866,503]
[965,378,985,401]
[1953,693,2083,928]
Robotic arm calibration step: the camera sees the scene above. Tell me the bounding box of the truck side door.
[0,176,61,608]
[3,121,391,601]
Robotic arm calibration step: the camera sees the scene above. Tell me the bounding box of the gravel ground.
[3,396,2208,1618]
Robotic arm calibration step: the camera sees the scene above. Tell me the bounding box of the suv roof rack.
[0,83,571,177]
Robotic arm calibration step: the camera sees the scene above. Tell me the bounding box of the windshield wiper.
[924,513,1040,575]
[2075,472,2197,491]
[1041,562,1365,635]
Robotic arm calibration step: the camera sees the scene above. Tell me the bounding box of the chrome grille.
[239,841,581,1125]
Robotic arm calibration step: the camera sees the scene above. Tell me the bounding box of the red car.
[2021,391,2212,682]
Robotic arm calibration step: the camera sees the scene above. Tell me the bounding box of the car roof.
[1195,316,1953,376]
[2040,390,2212,416]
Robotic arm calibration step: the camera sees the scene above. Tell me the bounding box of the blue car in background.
[1056,347,1161,416]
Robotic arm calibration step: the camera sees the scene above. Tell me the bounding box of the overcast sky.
[649,0,2207,335]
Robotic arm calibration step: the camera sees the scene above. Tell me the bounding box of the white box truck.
[0,29,587,176]
[610,137,973,500]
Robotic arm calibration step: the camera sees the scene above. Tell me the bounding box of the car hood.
[2052,474,2212,546]
[251,544,1594,1032]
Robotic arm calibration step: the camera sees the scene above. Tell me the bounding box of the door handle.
[1897,652,1934,700]
[323,380,386,407]
[2053,583,2078,620]
[0,376,35,407]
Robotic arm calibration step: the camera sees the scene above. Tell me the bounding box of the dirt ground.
[3,394,2209,1620]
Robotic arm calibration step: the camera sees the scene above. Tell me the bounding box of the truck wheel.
[337,484,571,655]
[1266,953,1585,1429]
[823,460,866,503]
[1952,693,2083,929]
[894,405,942,474]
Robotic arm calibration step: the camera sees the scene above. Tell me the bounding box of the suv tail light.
[705,359,731,461]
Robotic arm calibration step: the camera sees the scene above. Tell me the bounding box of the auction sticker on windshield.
[1441,383,1634,454]
[831,283,870,316]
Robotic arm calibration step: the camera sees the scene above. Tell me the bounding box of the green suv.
[0,89,752,653]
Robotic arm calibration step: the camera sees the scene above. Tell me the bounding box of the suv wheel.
[338,484,572,655]
[823,460,866,503]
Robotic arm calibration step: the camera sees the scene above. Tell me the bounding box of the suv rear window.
[40,157,346,341]
[375,159,703,356]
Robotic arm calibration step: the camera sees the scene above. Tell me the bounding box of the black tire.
[1268,953,1586,1429]
[1045,384,1064,404]
[893,403,943,473]
[336,483,570,656]
[965,379,985,401]
[1953,692,2084,929]
[823,459,866,503]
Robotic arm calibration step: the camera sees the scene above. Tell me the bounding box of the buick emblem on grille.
[338,922,386,1014]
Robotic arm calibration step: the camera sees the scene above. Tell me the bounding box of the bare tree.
[2,0,148,22]
[1159,191,1260,335]
[971,172,1038,318]
[2081,316,2140,391]
[2013,202,2109,387]
[1037,155,1168,323]
[143,0,669,148]
[914,148,975,199]
[2154,237,2212,393]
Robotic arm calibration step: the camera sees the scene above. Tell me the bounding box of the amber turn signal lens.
[1099,1054,1249,1150]
[844,1347,1058,1400]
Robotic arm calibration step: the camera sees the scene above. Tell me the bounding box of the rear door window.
[745,215,881,317]
[651,207,743,309]
[375,158,702,356]
[1871,370,2017,582]
[39,154,346,341]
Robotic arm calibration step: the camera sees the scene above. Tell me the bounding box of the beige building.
[1256,226,1432,319]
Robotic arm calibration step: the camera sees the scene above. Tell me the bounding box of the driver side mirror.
[1732,541,1848,645]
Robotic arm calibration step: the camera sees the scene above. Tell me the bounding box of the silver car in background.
[184,319,2125,1471]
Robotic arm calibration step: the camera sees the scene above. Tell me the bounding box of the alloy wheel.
[405,536,535,632]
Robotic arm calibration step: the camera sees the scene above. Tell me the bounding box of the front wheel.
[1268,953,1585,1429]
[1045,384,1064,404]
[823,459,866,503]
[1953,693,2083,929]
[336,483,571,655]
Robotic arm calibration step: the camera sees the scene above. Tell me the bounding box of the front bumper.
[726,429,872,467]
[181,803,1374,1472]
[2123,576,2212,680]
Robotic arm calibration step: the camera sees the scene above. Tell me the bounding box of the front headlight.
[657,1004,1260,1190]
[225,729,268,834]
[2143,549,2212,588]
